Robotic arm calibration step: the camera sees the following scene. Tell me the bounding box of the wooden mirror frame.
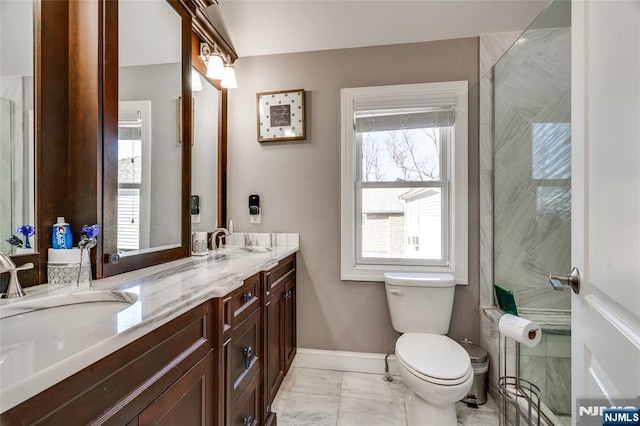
[101,0,193,277]
[22,0,232,286]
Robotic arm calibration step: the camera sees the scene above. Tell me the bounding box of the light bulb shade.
[220,65,238,89]
[191,69,203,92]
[206,54,225,80]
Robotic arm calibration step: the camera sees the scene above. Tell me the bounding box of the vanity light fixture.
[220,58,238,89]
[200,43,238,88]
[200,42,225,80]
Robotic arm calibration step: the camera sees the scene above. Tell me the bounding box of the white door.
[572,0,640,424]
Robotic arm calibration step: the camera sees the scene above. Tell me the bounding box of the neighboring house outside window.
[340,82,468,283]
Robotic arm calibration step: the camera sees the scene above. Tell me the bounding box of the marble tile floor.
[273,367,499,426]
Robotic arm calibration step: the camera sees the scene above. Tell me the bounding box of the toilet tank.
[384,272,456,334]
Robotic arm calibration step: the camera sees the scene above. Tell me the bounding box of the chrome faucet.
[0,252,34,299]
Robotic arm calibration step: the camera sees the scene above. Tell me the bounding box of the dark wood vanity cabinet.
[216,253,297,426]
[2,302,215,425]
[215,272,263,426]
[137,350,214,426]
[2,254,297,426]
[263,254,297,424]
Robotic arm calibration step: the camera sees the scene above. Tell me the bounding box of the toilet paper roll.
[498,314,542,348]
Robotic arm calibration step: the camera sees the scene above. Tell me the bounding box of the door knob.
[549,267,580,295]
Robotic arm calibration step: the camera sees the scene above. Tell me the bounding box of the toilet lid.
[396,333,471,381]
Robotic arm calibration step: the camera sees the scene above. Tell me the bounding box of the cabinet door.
[283,276,296,372]
[139,350,214,426]
[266,282,285,405]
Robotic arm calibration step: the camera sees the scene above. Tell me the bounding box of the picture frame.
[256,89,306,142]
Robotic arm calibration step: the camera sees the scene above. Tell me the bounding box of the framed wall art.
[256,89,306,142]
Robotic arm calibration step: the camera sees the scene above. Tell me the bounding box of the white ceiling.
[205,0,550,58]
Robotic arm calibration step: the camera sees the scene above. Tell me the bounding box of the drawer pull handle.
[242,416,254,426]
[242,292,253,302]
[243,346,253,369]
[283,290,293,300]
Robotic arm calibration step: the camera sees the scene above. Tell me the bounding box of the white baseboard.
[292,348,400,376]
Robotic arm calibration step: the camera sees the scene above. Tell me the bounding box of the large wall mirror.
[191,66,220,232]
[102,0,192,276]
[0,0,36,256]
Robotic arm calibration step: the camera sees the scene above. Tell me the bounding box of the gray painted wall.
[119,62,182,248]
[227,38,480,353]
[192,73,220,232]
[0,0,33,77]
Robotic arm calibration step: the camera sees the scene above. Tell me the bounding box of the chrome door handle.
[549,267,580,295]
[243,346,253,369]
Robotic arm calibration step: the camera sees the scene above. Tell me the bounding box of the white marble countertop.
[0,234,298,413]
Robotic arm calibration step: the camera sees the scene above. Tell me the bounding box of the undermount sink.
[0,290,138,320]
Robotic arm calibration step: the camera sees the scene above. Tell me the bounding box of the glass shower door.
[493,1,572,423]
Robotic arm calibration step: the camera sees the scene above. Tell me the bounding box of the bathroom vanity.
[0,240,297,425]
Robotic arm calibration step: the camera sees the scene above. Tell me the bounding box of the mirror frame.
[20,0,231,286]
[101,0,193,277]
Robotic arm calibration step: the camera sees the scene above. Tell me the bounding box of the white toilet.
[384,272,473,426]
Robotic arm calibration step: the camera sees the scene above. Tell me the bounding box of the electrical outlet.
[191,214,201,224]
[250,214,261,224]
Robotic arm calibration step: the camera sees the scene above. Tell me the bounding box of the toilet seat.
[396,333,472,386]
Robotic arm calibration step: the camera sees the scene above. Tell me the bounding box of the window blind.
[355,107,455,133]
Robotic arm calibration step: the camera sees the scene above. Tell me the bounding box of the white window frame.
[340,81,468,284]
[118,100,152,251]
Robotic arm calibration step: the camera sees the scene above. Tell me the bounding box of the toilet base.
[405,391,457,426]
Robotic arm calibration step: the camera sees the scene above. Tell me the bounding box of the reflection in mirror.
[117,0,182,255]
[0,0,36,255]
[191,68,219,232]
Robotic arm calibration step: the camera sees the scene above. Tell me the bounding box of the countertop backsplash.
[224,232,299,248]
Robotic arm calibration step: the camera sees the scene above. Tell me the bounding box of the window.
[531,122,571,218]
[341,82,468,283]
[118,101,152,252]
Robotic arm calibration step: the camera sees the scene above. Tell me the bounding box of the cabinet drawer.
[231,372,260,426]
[230,308,261,405]
[231,273,260,328]
[265,254,295,294]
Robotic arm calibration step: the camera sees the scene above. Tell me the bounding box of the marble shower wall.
[520,333,572,416]
[478,31,521,400]
[479,25,573,417]
[493,27,572,311]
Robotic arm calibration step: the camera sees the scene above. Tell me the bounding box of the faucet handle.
[0,257,32,299]
[0,252,17,272]
[13,262,34,272]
